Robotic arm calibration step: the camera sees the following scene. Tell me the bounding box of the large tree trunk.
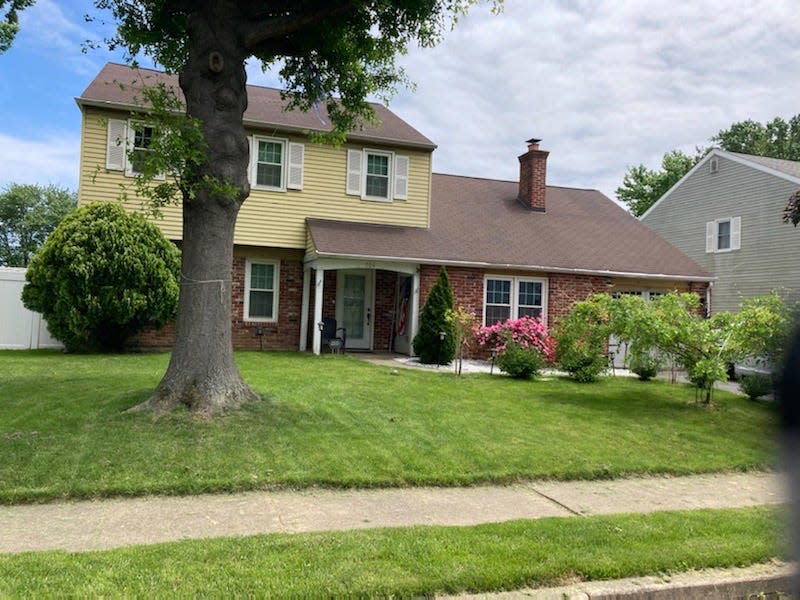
[135,2,258,416]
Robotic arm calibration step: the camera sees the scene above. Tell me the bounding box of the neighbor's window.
[245,260,279,321]
[706,217,740,253]
[365,151,391,199]
[254,137,285,189]
[716,219,731,250]
[484,277,546,326]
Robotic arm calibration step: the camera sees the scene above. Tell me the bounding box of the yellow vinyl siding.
[79,107,432,248]
[78,108,183,238]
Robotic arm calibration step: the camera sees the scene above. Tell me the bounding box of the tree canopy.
[0,183,76,267]
[617,114,800,217]
[0,0,33,53]
[93,0,490,142]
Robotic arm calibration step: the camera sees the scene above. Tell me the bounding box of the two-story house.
[641,150,800,314]
[77,63,711,354]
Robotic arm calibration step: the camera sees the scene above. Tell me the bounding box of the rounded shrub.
[738,373,773,400]
[22,202,181,352]
[496,341,545,379]
[627,348,661,381]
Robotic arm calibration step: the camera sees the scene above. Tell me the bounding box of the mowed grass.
[0,350,779,503]
[0,507,786,597]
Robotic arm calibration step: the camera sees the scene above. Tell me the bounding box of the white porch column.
[409,268,421,356]
[299,267,311,351]
[312,267,325,355]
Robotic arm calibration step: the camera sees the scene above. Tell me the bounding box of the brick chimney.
[518,138,548,212]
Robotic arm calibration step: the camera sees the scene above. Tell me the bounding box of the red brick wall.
[547,273,608,325]
[133,321,175,350]
[419,265,484,317]
[230,256,304,350]
[132,255,304,351]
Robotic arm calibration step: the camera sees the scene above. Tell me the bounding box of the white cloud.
[0,132,80,191]
[17,0,114,76]
[391,0,800,200]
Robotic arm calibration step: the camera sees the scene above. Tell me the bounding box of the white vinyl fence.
[0,267,62,350]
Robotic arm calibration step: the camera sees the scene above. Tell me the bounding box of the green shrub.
[553,295,612,383]
[627,348,661,381]
[738,374,773,400]
[496,340,545,379]
[22,202,180,352]
[413,266,456,364]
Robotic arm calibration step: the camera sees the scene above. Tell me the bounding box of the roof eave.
[76,97,437,151]
[308,249,714,282]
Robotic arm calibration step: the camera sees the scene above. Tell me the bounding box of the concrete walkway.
[360,354,747,396]
[0,471,785,554]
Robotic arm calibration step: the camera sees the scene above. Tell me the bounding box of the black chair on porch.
[319,317,347,354]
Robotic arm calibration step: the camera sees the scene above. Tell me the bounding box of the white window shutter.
[705,221,715,253]
[346,149,362,196]
[730,216,741,250]
[287,142,304,190]
[394,155,409,200]
[106,119,127,171]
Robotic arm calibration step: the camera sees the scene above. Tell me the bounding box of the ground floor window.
[484,276,546,326]
[245,259,279,321]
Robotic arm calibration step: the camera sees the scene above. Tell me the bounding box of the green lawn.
[0,350,779,503]
[0,507,786,597]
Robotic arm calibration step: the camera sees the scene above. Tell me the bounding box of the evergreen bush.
[413,266,456,364]
[22,202,181,352]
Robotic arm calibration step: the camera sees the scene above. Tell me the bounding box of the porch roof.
[306,173,713,281]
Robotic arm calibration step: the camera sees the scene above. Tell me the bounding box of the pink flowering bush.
[476,316,555,364]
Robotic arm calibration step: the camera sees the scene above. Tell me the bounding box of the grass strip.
[0,351,779,503]
[0,506,786,597]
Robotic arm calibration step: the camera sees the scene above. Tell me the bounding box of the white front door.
[337,270,375,350]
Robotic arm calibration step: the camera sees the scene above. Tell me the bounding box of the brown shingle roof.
[308,174,711,280]
[77,62,435,149]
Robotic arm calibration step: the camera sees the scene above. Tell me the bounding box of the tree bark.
[134,1,258,416]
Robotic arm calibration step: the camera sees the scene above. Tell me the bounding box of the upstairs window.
[706,217,741,253]
[717,219,731,250]
[128,123,155,175]
[249,136,304,191]
[346,148,409,201]
[365,152,390,199]
[253,137,285,190]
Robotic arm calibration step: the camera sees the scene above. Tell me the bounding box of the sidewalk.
[0,471,785,554]
[360,354,746,395]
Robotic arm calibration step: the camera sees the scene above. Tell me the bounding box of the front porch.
[299,258,421,356]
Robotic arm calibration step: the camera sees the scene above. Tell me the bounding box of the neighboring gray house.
[641,150,800,314]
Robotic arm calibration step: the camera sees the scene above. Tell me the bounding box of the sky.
[1,0,799,204]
